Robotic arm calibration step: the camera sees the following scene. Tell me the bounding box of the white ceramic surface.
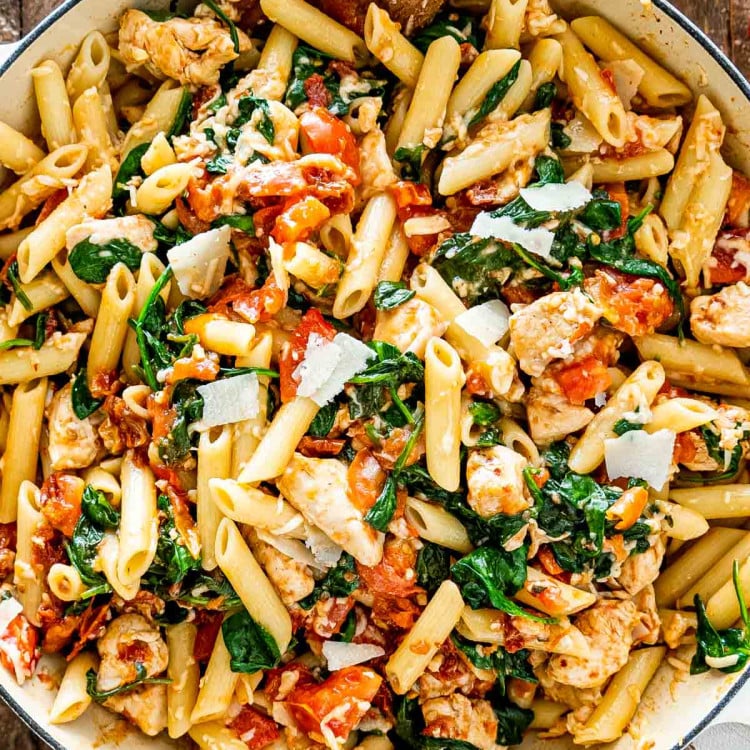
[1,2,749,748]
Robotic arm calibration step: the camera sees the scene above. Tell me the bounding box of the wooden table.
[0,0,749,747]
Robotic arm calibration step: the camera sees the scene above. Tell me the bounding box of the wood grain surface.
[0,0,749,747]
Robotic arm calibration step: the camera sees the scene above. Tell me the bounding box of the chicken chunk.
[277,454,384,566]
[546,599,638,689]
[632,585,661,646]
[45,383,101,471]
[96,614,168,692]
[373,297,447,360]
[691,281,750,347]
[466,445,530,517]
[105,683,168,737]
[247,530,315,605]
[417,640,495,701]
[422,694,501,750]
[66,215,157,255]
[526,379,595,445]
[618,534,666,596]
[312,0,444,36]
[119,9,252,86]
[509,289,602,377]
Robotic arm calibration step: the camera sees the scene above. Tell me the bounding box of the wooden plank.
[0,0,21,42]
[21,0,65,36]
[671,0,731,54]
[731,0,750,78]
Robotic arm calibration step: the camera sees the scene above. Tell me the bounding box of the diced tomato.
[298,436,346,457]
[390,180,433,215]
[38,473,84,538]
[357,538,424,600]
[606,486,649,531]
[583,268,674,337]
[0,612,39,682]
[168,348,220,384]
[299,108,360,179]
[726,170,750,227]
[604,182,629,239]
[265,664,316,702]
[303,74,331,109]
[673,430,699,465]
[706,229,750,285]
[600,67,617,94]
[229,706,280,750]
[305,596,356,639]
[278,309,337,402]
[272,195,331,243]
[175,197,210,236]
[208,275,286,324]
[372,425,424,471]
[538,546,564,576]
[552,355,612,406]
[286,666,382,742]
[658,381,691,399]
[347,449,387,513]
[528,467,550,490]
[464,368,492,397]
[193,612,224,663]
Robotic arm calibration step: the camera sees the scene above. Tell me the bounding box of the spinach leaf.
[81,485,120,529]
[222,609,282,673]
[413,13,482,52]
[373,281,415,310]
[86,665,171,702]
[113,143,150,209]
[533,155,565,186]
[469,401,500,426]
[71,369,103,420]
[158,380,204,464]
[686,423,750,482]
[170,300,207,336]
[299,553,359,609]
[167,88,193,140]
[551,122,572,149]
[494,700,535,746]
[65,516,111,597]
[475,428,502,447]
[579,195,622,231]
[212,213,255,234]
[150,495,200,584]
[469,61,521,127]
[692,560,750,674]
[178,571,241,609]
[364,474,398,532]
[206,154,234,175]
[510,241,583,291]
[416,543,451,594]
[220,366,279,379]
[68,237,143,283]
[308,401,337,438]
[451,546,554,622]
[7,260,32,310]
[394,144,426,183]
[534,82,557,110]
[234,96,275,144]
[613,418,644,436]
[0,338,34,351]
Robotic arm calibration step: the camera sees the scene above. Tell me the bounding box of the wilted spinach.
[68,237,143,283]
[469,61,521,127]
[416,543,452,594]
[86,665,171,702]
[299,553,359,609]
[373,281,415,310]
[71,368,104,420]
[222,609,282,673]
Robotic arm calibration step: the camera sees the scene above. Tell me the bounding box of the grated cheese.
[470,213,555,259]
[520,181,592,213]
[454,299,511,347]
[322,640,386,671]
[167,226,231,299]
[194,373,260,430]
[604,428,676,490]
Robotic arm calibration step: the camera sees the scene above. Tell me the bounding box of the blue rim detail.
[0,0,749,748]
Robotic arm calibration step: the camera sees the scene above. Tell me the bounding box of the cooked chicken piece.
[509,289,602,377]
[632,585,661,646]
[546,599,637,689]
[526,380,595,445]
[661,609,697,650]
[417,640,495,701]
[536,664,603,710]
[66,215,157,254]
[45,383,101,471]
[618,534,666,596]
[246,530,315,605]
[373,298,447,360]
[690,282,750,347]
[119,9,252,86]
[277,454,384,566]
[358,129,398,204]
[312,0,444,36]
[523,0,566,39]
[96,614,169,692]
[422,694,501,750]
[105,682,168,737]
[466,445,530,517]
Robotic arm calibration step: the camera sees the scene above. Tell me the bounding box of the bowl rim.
[0,0,749,748]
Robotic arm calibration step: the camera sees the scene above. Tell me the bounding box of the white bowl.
[1,1,749,748]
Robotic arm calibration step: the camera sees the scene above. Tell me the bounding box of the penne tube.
[0,122,45,174]
[120,80,183,158]
[364,4,424,88]
[0,332,86,386]
[284,241,341,290]
[31,60,76,150]
[14,482,45,625]
[190,628,239,725]
[198,427,233,571]
[0,379,47,522]
[491,58,532,121]
[250,24,298,101]
[17,164,112,283]
[404,497,473,553]
[319,213,352,259]
[141,132,177,176]
[47,563,86,602]
[530,699,569,730]
[7,270,69,327]
[647,398,718,434]
[377,223,410,283]
[386,580,464,694]
[167,622,200,738]
[215,518,293,653]
[49,652,99,724]
[658,501,709,541]
[584,149,675,182]
[135,163,193,216]
[72,86,117,171]
[570,17,692,108]
[521,38,563,111]
[515,567,597,617]
[705,558,750,630]
[485,0,527,50]
[51,249,102,318]
[0,227,34,261]
[424,338,465,492]
[98,533,139,600]
[184,315,257,357]
[66,31,111,102]
[189,722,247,750]
[669,485,750,519]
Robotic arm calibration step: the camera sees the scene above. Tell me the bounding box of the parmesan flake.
[167,226,231,299]
[520,181,592,213]
[454,300,510,347]
[194,373,260,430]
[322,640,385,671]
[470,213,555,259]
[604,428,676,490]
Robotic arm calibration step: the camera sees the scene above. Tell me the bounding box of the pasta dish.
[0,0,749,747]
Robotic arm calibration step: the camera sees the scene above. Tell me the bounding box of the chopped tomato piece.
[606,486,649,531]
[272,195,331,244]
[38,473,84,538]
[347,449,387,513]
[298,436,346,457]
[0,523,15,580]
[0,612,39,683]
[552,355,612,406]
[299,107,360,178]
[706,229,750,286]
[372,425,425,470]
[390,180,433,214]
[168,347,220,384]
[726,170,750,227]
[303,74,331,109]
[229,706,280,750]
[278,309,337,402]
[286,666,382,742]
[604,182,629,239]
[528,468,550,490]
[357,538,424,600]
[193,612,224,663]
[538,546,564,576]
[583,268,674,337]
[673,430,699,465]
[209,275,286,324]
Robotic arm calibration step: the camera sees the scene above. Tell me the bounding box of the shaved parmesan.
[594,391,607,408]
[0,597,22,636]
[268,236,290,292]
[194,373,260,430]
[454,300,510,347]
[706,653,741,669]
[322,641,385,671]
[520,181,592,213]
[604,428,675,490]
[167,226,231,299]
[471,213,555,259]
[296,333,375,406]
[305,526,344,569]
[255,529,317,567]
